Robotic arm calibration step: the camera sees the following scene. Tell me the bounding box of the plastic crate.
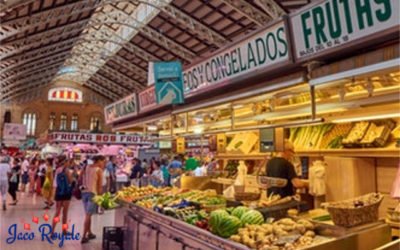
[102,226,127,250]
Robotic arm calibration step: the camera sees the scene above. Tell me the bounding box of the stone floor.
[0,191,118,250]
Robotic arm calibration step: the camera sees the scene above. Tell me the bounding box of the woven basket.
[202,204,226,212]
[234,192,261,201]
[324,193,383,227]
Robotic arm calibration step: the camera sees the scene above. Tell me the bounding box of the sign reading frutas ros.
[48,132,152,145]
[104,93,137,124]
[183,21,288,95]
[291,0,399,60]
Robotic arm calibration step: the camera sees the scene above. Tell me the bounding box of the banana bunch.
[92,192,118,210]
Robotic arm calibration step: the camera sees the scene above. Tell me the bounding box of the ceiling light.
[332,113,399,123]
[194,127,204,134]
[147,125,157,131]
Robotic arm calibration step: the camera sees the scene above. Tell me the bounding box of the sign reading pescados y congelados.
[104,93,137,124]
[183,21,289,95]
[291,0,399,61]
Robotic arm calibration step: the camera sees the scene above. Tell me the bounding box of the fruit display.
[116,186,171,202]
[319,123,352,149]
[229,218,327,250]
[324,193,382,209]
[360,122,391,147]
[93,192,118,209]
[209,209,242,238]
[289,124,334,150]
[258,194,282,207]
[342,121,370,145]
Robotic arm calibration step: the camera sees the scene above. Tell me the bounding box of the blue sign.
[154,61,184,105]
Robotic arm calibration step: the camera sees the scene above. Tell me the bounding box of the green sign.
[291,0,399,60]
[183,22,289,95]
[154,61,184,105]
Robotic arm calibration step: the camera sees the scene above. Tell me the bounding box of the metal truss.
[1,51,70,77]
[91,73,132,94]
[69,57,144,91]
[0,0,99,40]
[0,50,71,76]
[219,0,272,25]
[254,0,286,19]
[0,36,79,62]
[86,80,121,100]
[2,67,60,93]
[91,8,196,62]
[1,59,66,83]
[102,0,228,47]
[110,55,147,79]
[1,19,89,49]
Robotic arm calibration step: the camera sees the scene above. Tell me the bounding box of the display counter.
[117,203,392,250]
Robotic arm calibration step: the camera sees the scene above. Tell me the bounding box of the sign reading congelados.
[292,0,399,60]
[183,21,289,95]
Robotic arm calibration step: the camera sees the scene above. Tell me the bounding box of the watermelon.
[215,215,242,238]
[240,210,264,225]
[209,209,229,233]
[231,206,250,219]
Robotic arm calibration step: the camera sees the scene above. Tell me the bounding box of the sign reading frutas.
[291,0,399,60]
[139,86,157,112]
[183,21,288,95]
[48,132,152,145]
[104,93,137,124]
[3,123,26,141]
[154,61,184,105]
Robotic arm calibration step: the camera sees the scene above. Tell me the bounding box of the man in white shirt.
[20,158,30,192]
[0,156,11,210]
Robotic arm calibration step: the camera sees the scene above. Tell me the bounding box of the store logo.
[5,212,80,248]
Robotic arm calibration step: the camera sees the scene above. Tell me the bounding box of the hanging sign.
[183,21,289,95]
[48,132,152,145]
[291,0,399,61]
[3,123,26,141]
[176,137,185,154]
[154,61,184,105]
[104,93,137,124]
[138,86,157,112]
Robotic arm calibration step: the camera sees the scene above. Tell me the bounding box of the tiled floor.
[0,192,118,250]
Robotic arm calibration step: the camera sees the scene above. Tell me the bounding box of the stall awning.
[310,44,399,86]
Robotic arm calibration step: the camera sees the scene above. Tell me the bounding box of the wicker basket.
[234,192,261,201]
[202,204,227,212]
[324,193,383,227]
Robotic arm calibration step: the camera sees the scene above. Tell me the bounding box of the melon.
[240,210,264,225]
[216,215,242,238]
[209,209,229,233]
[231,206,250,219]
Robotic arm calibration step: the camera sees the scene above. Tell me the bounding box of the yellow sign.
[176,137,185,154]
[217,134,227,153]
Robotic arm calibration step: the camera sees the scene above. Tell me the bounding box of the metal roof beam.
[254,0,286,19]
[218,0,272,25]
[0,36,79,62]
[100,65,144,91]
[110,55,147,79]
[102,0,228,46]
[0,19,89,49]
[69,55,143,91]
[94,8,196,62]
[1,59,65,83]
[91,73,131,94]
[0,50,71,75]
[86,80,121,100]
[2,67,60,92]
[0,0,99,40]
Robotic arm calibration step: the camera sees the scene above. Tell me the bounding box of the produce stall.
[101,186,392,250]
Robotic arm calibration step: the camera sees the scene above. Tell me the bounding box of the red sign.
[138,86,157,112]
[48,132,152,145]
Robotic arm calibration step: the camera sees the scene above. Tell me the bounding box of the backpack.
[56,169,72,197]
